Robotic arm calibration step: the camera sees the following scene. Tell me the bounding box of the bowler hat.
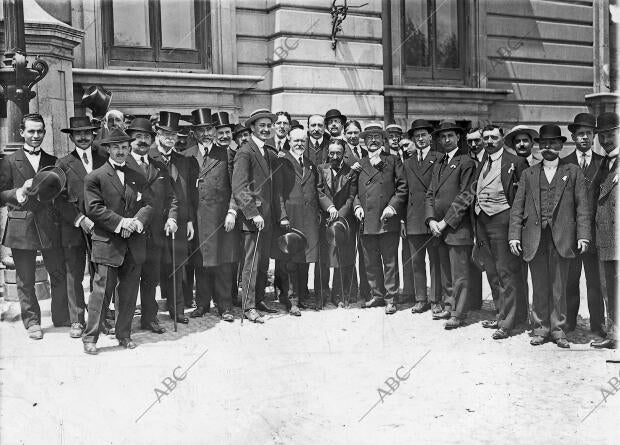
[504,125,539,149]
[81,85,112,118]
[360,122,387,139]
[156,111,181,132]
[126,117,156,136]
[26,165,66,203]
[407,119,434,138]
[596,112,620,133]
[211,111,234,130]
[61,116,99,133]
[291,120,304,131]
[324,109,347,125]
[535,124,567,143]
[385,123,403,134]
[277,228,308,256]
[431,120,464,137]
[99,128,135,145]
[325,217,350,247]
[232,123,248,137]
[568,113,596,133]
[245,109,276,128]
[191,108,213,127]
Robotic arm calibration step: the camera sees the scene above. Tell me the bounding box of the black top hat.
[156,111,181,132]
[291,120,304,131]
[211,111,234,130]
[99,128,135,145]
[568,113,596,133]
[325,217,350,247]
[81,86,112,118]
[191,108,212,127]
[431,121,464,137]
[277,228,308,256]
[126,117,156,136]
[324,109,347,125]
[61,116,99,134]
[232,123,248,137]
[407,119,434,138]
[535,124,567,143]
[245,109,276,128]
[26,165,67,203]
[596,112,620,133]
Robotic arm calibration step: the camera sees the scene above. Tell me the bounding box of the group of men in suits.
[0,106,617,352]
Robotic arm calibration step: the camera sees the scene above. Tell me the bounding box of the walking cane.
[241,229,261,325]
[317,233,324,310]
[347,218,364,307]
[336,244,345,307]
[172,231,177,333]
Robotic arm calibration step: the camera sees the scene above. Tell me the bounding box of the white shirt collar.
[131,151,148,163]
[251,134,265,150]
[310,136,324,146]
[577,149,592,159]
[419,146,431,159]
[607,146,619,159]
[75,146,92,154]
[109,159,126,168]
[445,147,459,162]
[23,143,40,154]
[368,148,382,159]
[475,150,485,162]
[488,148,504,162]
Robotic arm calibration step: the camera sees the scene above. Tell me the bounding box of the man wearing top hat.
[472,125,528,339]
[325,109,347,139]
[82,128,154,354]
[273,128,336,314]
[591,112,619,349]
[424,121,476,330]
[306,114,331,167]
[0,113,69,340]
[56,116,108,338]
[150,111,197,324]
[317,138,358,306]
[563,113,606,336]
[353,123,407,315]
[190,111,240,322]
[231,109,280,323]
[400,119,443,315]
[125,116,179,332]
[509,124,590,348]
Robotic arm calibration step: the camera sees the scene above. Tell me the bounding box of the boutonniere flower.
[508,163,514,174]
[613,174,618,184]
[137,192,142,201]
[429,160,434,164]
[196,178,204,188]
[562,175,568,181]
[450,164,456,169]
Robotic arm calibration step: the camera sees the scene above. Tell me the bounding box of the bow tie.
[24,148,41,156]
[112,163,127,172]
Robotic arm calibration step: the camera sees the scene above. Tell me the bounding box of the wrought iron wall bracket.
[330,0,368,51]
[0,49,48,117]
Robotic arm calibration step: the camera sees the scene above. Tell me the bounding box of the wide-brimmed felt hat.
[26,165,67,203]
[325,217,350,247]
[431,120,464,137]
[277,228,308,256]
[568,113,596,133]
[407,119,434,138]
[535,124,567,143]
[81,85,112,118]
[232,123,249,137]
[156,111,181,132]
[291,120,304,131]
[99,128,135,145]
[324,109,347,125]
[360,122,387,139]
[125,117,156,136]
[596,112,620,133]
[190,108,213,127]
[61,116,99,133]
[211,111,234,130]
[245,109,276,128]
[385,123,403,135]
[504,125,539,149]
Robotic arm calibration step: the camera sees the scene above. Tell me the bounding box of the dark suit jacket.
[343,144,367,168]
[595,160,618,261]
[354,153,407,235]
[473,150,529,208]
[56,149,107,248]
[84,162,154,267]
[424,151,476,245]
[0,148,63,250]
[306,136,331,166]
[403,150,442,235]
[266,136,290,153]
[231,138,278,231]
[508,162,591,262]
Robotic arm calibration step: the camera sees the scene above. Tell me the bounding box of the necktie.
[278,140,282,152]
[82,152,89,165]
[314,140,320,152]
[140,156,148,173]
[299,156,304,174]
[580,154,587,171]
[417,151,422,164]
[483,157,492,179]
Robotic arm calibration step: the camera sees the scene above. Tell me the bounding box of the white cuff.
[16,188,27,204]
[227,209,237,216]
[114,219,123,234]
[75,215,85,228]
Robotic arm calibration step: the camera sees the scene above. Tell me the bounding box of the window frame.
[102,0,211,70]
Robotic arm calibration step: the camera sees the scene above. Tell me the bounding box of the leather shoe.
[492,328,510,340]
[118,338,137,349]
[431,303,442,314]
[444,317,462,330]
[141,320,165,334]
[257,301,277,313]
[411,302,430,313]
[221,311,234,322]
[530,335,547,346]
[289,305,301,317]
[244,309,264,323]
[190,307,207,318]
[591,338,617,349]
[176,316,189,324]
[69,322,84,338]
[364,297,386,308]
[27,325,43,340]
[83,342,98,355]
[433,310,450,320]
[385,303,397,315]
[555,338,570,349]
[102,324,115,336]
[481,320,499,329]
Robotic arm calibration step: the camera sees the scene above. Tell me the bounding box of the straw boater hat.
[504,125,539,149]
[385,123,404,135]
[360,122,387,139]
[245,109,276,127]
[61,116,99,134]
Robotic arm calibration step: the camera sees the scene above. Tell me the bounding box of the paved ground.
[1,285,619,445]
